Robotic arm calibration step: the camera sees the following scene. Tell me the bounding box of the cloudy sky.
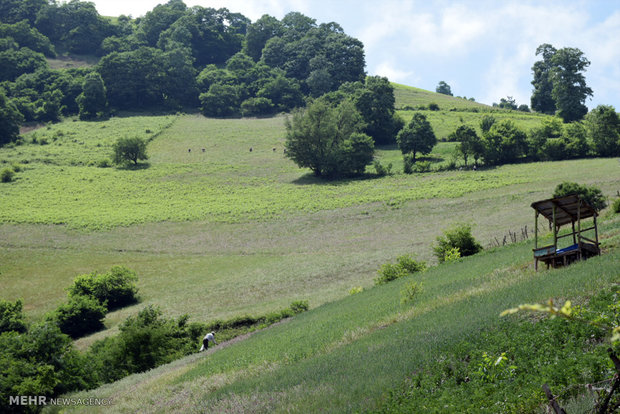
[90,0,620,110]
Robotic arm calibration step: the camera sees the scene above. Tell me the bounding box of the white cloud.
[373,61,417,84]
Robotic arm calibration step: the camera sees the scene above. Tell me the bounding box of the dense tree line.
[450,106,620,168]
[0,0,367,139]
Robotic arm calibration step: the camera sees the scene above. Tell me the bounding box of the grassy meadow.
[58,215,620,413]
[1,107,619,346]
[1,85,619,412]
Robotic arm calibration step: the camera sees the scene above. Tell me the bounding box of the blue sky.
[90,0,620,110]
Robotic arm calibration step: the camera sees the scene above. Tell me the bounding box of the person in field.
[200,331,218,351]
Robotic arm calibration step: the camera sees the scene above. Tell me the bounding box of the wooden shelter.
[531,194,600,270]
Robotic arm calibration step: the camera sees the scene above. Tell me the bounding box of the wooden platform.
[531,194,600,270]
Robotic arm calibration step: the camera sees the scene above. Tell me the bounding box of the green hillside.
[2,114,618,337]
[60,215,620,413]
[392,82,489,110]
[1,85,618,413]
[392,83,549,140]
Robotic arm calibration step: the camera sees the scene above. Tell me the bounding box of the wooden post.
[594,213,600,254]
[534,211,538,249]
[552,204,557,250]
[577,200,581,243]
[534,211,539,271]
[542,383,567,414]
[571,220,576,244]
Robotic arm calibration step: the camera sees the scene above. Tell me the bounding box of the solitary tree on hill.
[550,47,593,122]
[396,113,436,163]
[436,81,452,96]
[531,44,592,122]
[531,43,557,115]
[113,136,148,166]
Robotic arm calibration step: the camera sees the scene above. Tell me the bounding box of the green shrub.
[553,182,607,211]
[403,154,414,174]
[612,198,620,214]
[0,322,99,412]
[428,103,440,111]
[96,158,112,168]
[1,167,15,182]
[68,266,139,311]
[349,286,364,295]
[444,247,461,262]
[52,295,107,338]
[396,255,427,273]
[240,97,275,117]
[290,300,309,314]
[373,160,392,177]
[112,136,148,165]
[0,299,27,333]
[414,160,432,173]
[433,223,482,263]
[400,281,423,304]
[375,263,409,285]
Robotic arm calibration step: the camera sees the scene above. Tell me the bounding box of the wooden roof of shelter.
[531,194,597,227]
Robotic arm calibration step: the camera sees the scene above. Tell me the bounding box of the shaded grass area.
[60,217,620,413]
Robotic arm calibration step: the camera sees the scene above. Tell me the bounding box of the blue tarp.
[556,244,578,254]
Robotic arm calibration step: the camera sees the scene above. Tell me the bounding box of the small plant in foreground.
[396,255,427,273]
[375,263,409,285]
[433,223,482,263]
[400,281,423,304]
[443,247,461,262]
[349,286,364,295]
[612,198,620,214]
[1,168,15,182]
[473,352,517,383]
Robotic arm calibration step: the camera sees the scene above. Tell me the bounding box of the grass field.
[1,85,619,411]
[1,112,619,346]
[392,82,489,110]
[58,215,620,413]
[392,83,549,141]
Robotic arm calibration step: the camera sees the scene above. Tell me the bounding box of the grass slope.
[1,114,618,346]
[59,216,620,413]
[392,82,549,140]
[392,82,489,110]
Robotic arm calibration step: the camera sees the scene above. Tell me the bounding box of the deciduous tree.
[284,99,373,177]
[113,136,148,166]
[436,81,452,96]
[396,112,436,163]
[0,89,23,146]
[76,72,107,120]
[550,47,593,122]
[586,104,620,157]
[531,43,557,114]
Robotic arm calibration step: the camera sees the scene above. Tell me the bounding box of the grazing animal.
[249,147,253,152]
[272,147,276,152]
[200,331,218,351]
[188,149,191,153]
[202,148,205,152]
